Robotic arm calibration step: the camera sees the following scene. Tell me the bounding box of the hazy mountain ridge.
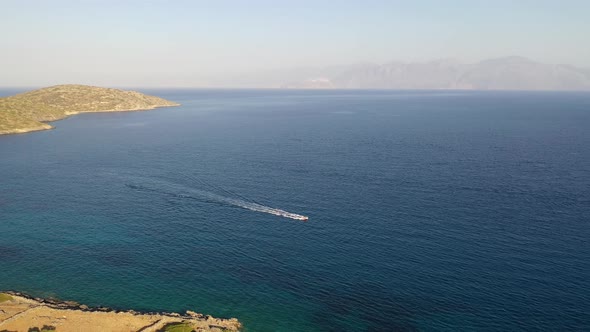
[281,57,590,90]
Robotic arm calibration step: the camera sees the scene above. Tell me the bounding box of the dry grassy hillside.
[0,85,179,135]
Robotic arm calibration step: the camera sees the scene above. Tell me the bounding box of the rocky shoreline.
[0,84,180,136]
[0,291,241,332]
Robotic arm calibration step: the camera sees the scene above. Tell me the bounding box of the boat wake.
[123,176,308,221]
[226,200,309,221]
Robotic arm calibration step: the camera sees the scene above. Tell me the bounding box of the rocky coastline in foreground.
[0,291,241,332]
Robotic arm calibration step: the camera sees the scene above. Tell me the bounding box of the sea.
[1,89,589,331]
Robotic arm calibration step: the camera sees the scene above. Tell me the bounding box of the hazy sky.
[1,0,589,87]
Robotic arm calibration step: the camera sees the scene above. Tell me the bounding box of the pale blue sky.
[1,0,589,87]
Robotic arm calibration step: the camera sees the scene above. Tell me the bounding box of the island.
[0,84,179,135]
[0,292,241,331]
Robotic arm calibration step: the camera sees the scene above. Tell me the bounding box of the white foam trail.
[125,176,308,221]
[226,199,309,221]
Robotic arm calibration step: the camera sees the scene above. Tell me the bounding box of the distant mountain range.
[279,57,590,91]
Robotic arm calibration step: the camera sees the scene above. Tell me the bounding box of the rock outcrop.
[0,291,241,332]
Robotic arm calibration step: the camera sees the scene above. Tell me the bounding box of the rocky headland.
[0,85,179,135]
[0,291,241,332]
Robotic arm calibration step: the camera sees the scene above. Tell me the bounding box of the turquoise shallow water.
[1,89,590,331]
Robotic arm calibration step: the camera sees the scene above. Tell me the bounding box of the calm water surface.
[1,89,589,331]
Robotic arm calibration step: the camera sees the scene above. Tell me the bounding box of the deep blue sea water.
[1,89,590,331]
